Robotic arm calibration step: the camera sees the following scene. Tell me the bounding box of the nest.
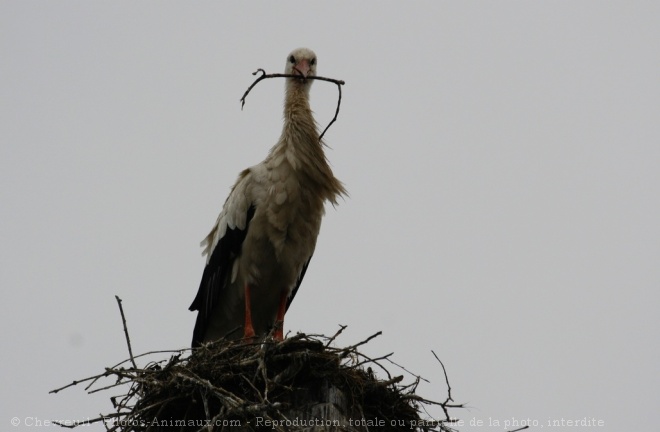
[52,328,461,432]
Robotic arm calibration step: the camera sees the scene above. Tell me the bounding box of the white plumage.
[189,48,346,347]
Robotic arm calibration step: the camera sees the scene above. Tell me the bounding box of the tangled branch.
[51,304,463,432]
[52,336,463,431]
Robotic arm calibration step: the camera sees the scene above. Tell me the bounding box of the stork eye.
[310,58,316,66]
[289,55,296,64]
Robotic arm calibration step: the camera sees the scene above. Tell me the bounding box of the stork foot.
[272,323,283,341]
[272,290,287,342]
[243,283,256,341]
[244,324,256,341]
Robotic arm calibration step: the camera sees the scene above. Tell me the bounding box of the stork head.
[285,48,317,84]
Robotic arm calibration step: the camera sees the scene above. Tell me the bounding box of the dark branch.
[386,357,432,384]
[49,373,110,394]
[432,350,453,403]
[432,350,466,422]
[325,324,348,347]
[353,352,394,370]
[319,80,342,141]
[380,375,404,386]
[239,69,345,141]
[115,296,137,370]
[52,413,120,429]
[340,330,383,357]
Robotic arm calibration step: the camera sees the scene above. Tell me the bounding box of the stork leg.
[272,291,288,341]
[243,284,256,340]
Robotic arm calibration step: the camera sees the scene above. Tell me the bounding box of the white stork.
[189,48,346,347]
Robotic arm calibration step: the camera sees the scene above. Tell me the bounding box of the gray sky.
[2,2,658,431]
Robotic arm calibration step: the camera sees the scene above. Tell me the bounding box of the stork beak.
[294,59,311,78]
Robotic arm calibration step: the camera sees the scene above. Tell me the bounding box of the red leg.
[273,291,288,341]
[243,284,256,340]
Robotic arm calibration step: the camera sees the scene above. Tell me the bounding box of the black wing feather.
[286,255,312,311]
[189,205,256,348]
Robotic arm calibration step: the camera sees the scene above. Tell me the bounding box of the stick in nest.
[432,350,466,422]
[239,69,345,141]
[115,295,137,370]
[51,334,466,432]
[51,296,466,432]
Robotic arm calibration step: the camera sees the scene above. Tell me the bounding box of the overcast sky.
[1,2,659,431]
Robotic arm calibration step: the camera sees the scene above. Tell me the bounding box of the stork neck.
[273,80,346,204]
[282,83,318,145]
[284,81,312,109]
